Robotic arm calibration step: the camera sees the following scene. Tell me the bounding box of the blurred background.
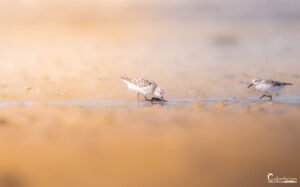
[1,0,300,22]
[0,0,300,100]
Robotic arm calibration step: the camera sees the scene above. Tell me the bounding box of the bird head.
[154,87,165,100]
[248,78,262,88]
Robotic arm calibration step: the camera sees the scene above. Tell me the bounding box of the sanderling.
[121,75,165,102]
[248,78,292,100]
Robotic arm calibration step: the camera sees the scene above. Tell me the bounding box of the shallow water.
[0,96,299,110]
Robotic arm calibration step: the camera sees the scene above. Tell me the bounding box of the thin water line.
[0,96,299,108]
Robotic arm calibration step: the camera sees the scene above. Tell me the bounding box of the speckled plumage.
[248,78,292,100]
[121,75,157,89]
[121,75,165,102]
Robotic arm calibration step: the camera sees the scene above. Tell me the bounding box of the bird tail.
[284,82,293,86]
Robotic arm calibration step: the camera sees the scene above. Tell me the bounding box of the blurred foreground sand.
[0,104,299,187]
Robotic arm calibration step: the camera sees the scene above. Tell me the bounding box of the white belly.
[256,84,284,93]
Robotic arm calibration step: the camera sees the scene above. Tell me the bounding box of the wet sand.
[0,2,300,186]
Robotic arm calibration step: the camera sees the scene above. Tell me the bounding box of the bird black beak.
[160,97,167,102]
[248,83,253,88]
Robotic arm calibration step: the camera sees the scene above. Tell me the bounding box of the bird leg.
[259,94,272,101]
[137,93,140,102]
[259,94,268,99]
[144,95,149,101]
[268,94,273,101]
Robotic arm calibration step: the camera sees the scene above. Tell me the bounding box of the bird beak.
[248,83,253,88]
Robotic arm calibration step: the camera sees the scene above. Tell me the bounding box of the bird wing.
[134,78,157,88]
[265,79,292,86]
[121,75,157,88]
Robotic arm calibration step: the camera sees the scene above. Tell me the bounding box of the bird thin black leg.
[137,93,140,102]
[268,94,273,101]
[259,94,272,101]
[259,94,267,99]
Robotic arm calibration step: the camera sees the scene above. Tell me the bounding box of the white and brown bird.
[121,75,165,102]
[248,78,292,100]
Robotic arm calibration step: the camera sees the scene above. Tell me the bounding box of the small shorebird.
[248,78,292,100]
[121,75,165,102]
